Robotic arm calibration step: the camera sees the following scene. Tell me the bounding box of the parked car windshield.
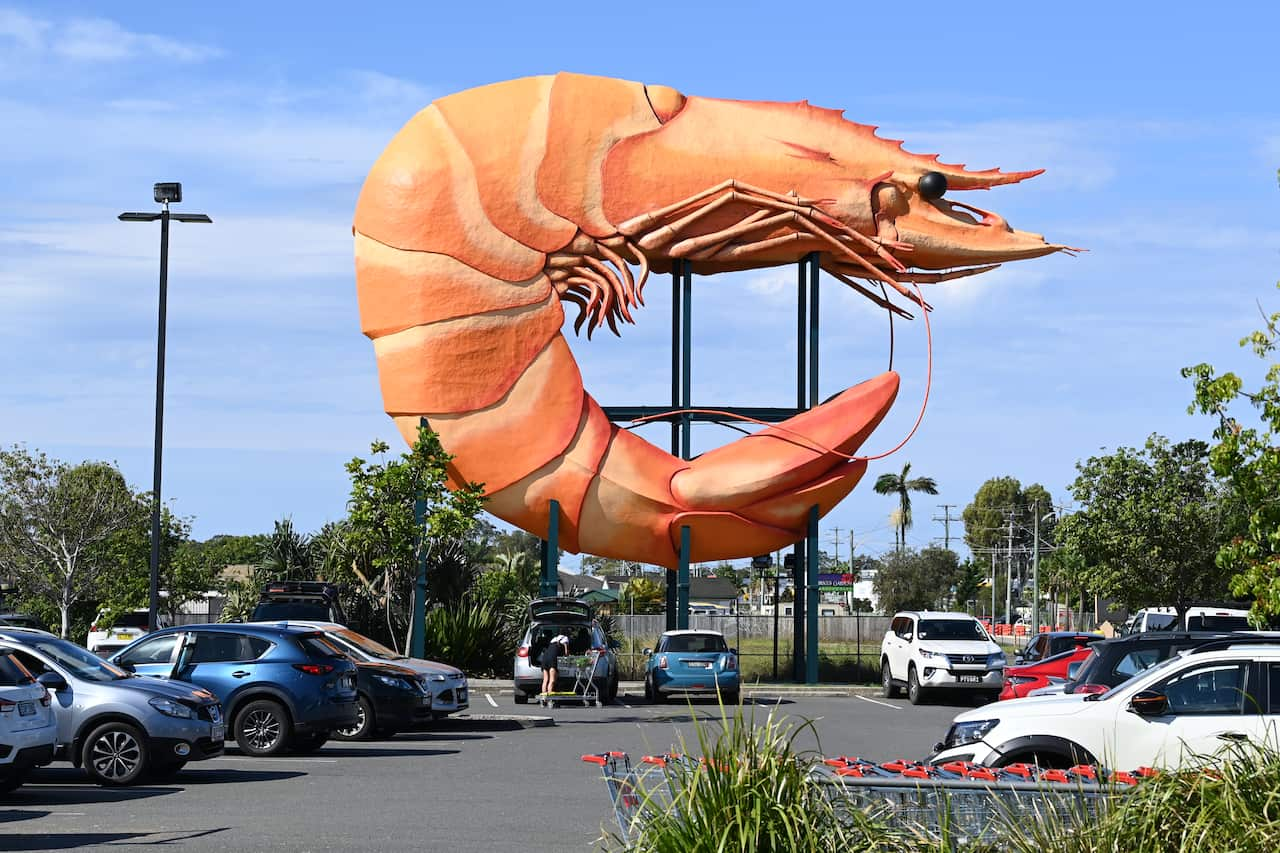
[331,629,406,661]
[663,634,728,653]
[28,637,131,682]
[917,620,988,641]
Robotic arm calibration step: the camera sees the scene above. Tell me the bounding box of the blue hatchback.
[643,630,740,704]
[112,623,358,756]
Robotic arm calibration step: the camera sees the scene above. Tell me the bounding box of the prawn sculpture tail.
[353,73,1072,569]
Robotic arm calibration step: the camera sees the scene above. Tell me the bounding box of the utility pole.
[1032,499,1041,635]
[932,504,959,550]
[990,552,997,622]
[1005,514,1015,627]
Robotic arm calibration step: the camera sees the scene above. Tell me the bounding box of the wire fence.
[611,614,891,682]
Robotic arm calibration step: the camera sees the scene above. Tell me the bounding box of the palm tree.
[873,462,938,551]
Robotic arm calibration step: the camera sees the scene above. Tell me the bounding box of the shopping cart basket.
[540,649,603,708]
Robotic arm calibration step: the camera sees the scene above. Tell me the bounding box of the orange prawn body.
[353,73,1069,568]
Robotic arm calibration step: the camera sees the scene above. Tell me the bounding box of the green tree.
[0,448,140,638]
[261,518,314,581]
[338,426,486,652]
[1057,435,1236,620]
[580,555,642,578]
[620,576,665,614]
[872,547,961,613]
[1184,283,1280,621]
[97,507,224,625]
[962,477,1057,558]
[873,462,938,550]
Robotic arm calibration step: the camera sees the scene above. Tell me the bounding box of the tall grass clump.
[613,702,933,853]
[1002,742,1280,853]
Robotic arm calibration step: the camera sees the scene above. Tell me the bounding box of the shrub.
[420,598,514,677]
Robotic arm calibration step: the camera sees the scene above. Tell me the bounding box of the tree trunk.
[60,602,70,640]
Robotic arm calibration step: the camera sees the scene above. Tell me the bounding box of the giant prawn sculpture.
[353,72,1071,569]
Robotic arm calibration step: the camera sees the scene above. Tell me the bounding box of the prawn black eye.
[918,171,948,200]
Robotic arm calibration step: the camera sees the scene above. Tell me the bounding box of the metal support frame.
[412,420,429,657]
[594,254,825,681]
[540,499,561,598]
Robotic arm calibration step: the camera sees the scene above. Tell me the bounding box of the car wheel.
[513,691,529,705]
[881,661,900,699]
[723,690,741,706]
[289,732,329,754]
[907,666,925,705]
[82,721,149,786]
[234,699,292,756]
[334,695,375,741]
[148,759,188,781]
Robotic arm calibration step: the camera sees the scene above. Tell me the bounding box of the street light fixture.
[119,183,211,631]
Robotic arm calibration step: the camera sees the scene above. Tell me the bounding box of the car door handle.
[1216,732,1250,742]
[231,670,252,678]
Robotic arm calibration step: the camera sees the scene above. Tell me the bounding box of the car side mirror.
[116,659,135,673]
[642,648,652,656]
[1067,662,1083,680]
[37,671,68,691]
[903,633,913,642]
[1014,655,1024,665]
[730,648,738,655]
[1130,690,1169,717]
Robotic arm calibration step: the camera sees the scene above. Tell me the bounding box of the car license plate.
[687,661,710,668]
[18,701,35,716]
[958,675,982,684]
[211,723,225,741]
[117,632,136,639]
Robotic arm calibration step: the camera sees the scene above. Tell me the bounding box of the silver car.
[513,598,619,705]
[253,621,469,720]
[0,627,224,786]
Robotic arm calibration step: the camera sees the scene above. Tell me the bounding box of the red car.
[999,644,1096,700]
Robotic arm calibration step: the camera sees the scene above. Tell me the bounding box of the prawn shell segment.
[354,233,551,339]
[353,103,544,283]
[372,293,564,416]
[435,75,579,254]
[537,72,663,239]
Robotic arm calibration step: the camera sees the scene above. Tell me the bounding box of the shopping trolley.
[539,648,603,708]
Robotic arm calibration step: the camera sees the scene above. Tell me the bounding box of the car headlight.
[429,674,447,682]
[946,719,999,748]
[918,649,948,662]
[374,674,412,690]
[986,652,1007,668]
[148,697,195,719]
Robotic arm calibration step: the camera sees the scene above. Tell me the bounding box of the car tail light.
[725,655,737,670]
[293,663,334,676]
[517,646,529,658]
[90,623,99,633]
[592,646,606,653]
[1076,683,1107,695]
[0,698,13,713]
[658,655,668,669]
[39,690,50,707]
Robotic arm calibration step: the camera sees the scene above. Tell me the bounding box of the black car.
[250,581,347,625]
[0,613,48,632]
[1015,631,1103,665]
[1063,631,1237,694]
[332,659,433,741]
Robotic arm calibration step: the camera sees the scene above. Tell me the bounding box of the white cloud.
[0,9,222,63]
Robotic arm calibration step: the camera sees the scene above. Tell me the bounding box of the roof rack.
[260,580,339,597]
[1185,636,1280,655]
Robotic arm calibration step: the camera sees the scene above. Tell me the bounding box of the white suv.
[86,609,169,657]
[931,639,1280,770]
[880,611,1005,705]
[0,645,56,793]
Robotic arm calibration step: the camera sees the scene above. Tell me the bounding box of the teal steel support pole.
[807,253,819,407]
[666,267,682,632]
[806,505,820,685]
[677,526,691,630]
[540,499,560,598]
[411,416,429,659]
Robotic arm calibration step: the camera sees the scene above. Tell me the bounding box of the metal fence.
[172,596,225,626]
[611,614,892,681]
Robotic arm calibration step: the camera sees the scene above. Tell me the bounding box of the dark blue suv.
[112,624,358,756]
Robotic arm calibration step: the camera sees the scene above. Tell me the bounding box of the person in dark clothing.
[539,632,570,696]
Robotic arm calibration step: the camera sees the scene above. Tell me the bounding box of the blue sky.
[2,2,1278,567]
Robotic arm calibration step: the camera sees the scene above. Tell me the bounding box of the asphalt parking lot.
[0,689,978,852]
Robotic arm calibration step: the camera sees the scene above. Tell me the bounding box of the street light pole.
[119,183,211,631]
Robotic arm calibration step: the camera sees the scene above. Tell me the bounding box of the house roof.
[557,570,604,594]
[689,577,740,600]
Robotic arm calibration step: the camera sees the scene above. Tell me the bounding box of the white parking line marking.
[485,693,498,708]
[856,695,901,710]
